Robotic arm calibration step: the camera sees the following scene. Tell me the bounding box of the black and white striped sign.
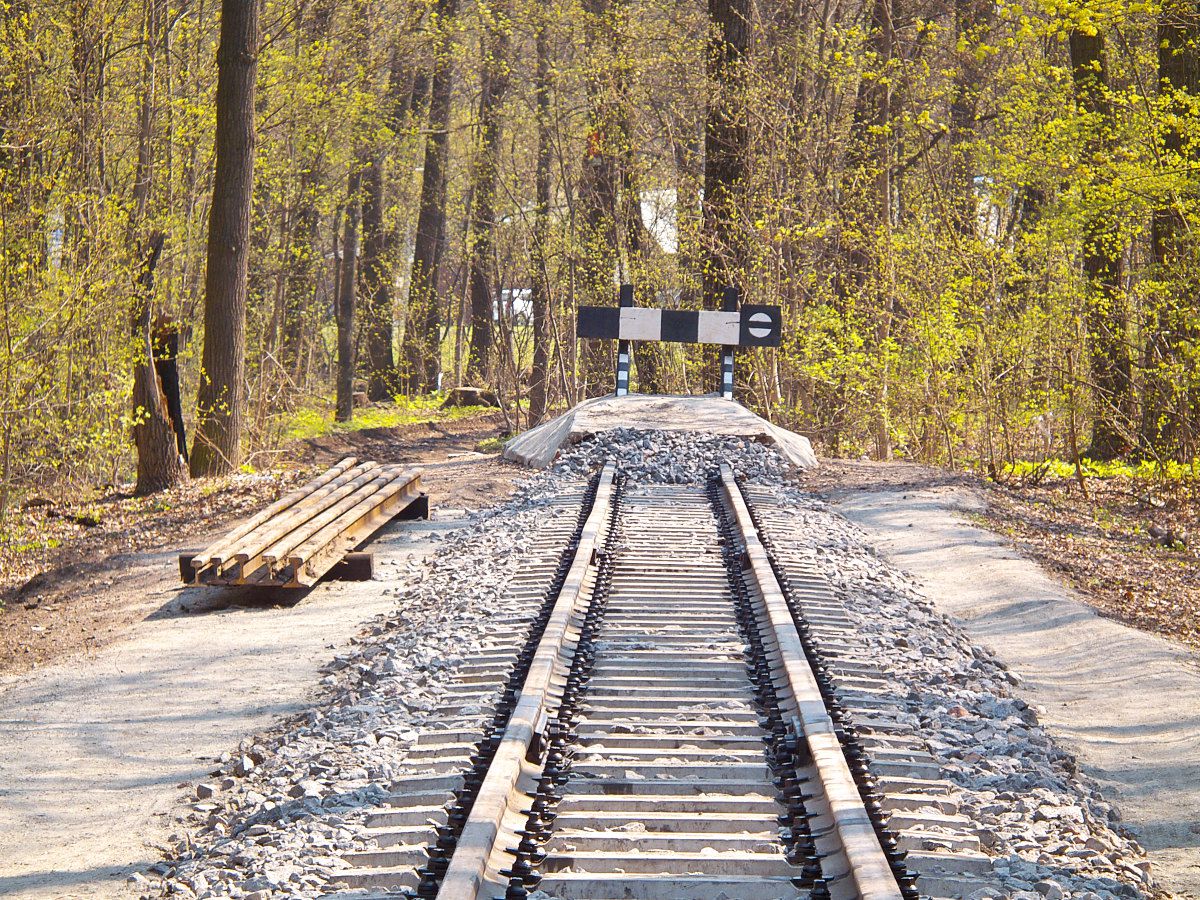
[576,304,783,348]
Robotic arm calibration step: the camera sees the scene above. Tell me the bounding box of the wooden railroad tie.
[178,457,428,589]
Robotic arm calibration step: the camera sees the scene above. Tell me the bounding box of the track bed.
[335,469,997,899]
[535,486,801,899]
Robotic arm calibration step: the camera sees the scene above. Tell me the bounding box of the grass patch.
[0,521,62,555]
[476,436,506,453]
[998,457,1200,483]
[283,394,495,442]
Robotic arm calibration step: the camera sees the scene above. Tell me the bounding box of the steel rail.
[427,465,906,900]
[718,464,905,900]
[435,462,618,898]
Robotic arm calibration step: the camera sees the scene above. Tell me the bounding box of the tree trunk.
[372,53,428,397]
[529,16,553,424]
[577,0,625,397]
[401,0,460,394]
[280,0,337,383]
[360,152,396,401]
[577,143,620,397]
[465,0,511,384]
[280,199,320,383]
[1144,0,1200,457]
[1069,29,1134,460]
[359,29,410,402]
[132,234,187,494]
[336,171,362,423]
[622,151,662,393]
[191,0,259,476]
[128,0,186,494]
[154,320,189,463]
[701,0,751,308]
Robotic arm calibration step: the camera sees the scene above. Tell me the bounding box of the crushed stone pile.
[502,393,818,470]
[551,428,792,483]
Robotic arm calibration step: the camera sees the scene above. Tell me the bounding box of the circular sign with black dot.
[738,305,782,347]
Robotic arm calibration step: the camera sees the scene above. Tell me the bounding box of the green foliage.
[476,436,506,453]
[4,0,1200,509]
[1000,456,1200,482]
[282,394,493,441]
[0,516,63,572]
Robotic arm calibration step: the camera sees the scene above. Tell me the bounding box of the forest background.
[1,0,1199,510]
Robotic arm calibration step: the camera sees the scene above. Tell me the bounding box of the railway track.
[337,465,991,899]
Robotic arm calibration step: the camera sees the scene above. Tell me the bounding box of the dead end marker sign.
[575,287,782,399]
[576,304,783,348]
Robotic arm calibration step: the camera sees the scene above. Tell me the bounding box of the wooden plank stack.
[181,458,426,588]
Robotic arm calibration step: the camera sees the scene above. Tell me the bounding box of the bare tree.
[191,0,260,476]
[401,0,460,393]
[465,0,511,384]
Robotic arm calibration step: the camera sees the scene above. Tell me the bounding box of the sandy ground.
[0,441,528,899]
[0,512,467,899]
[818,461,1200,898]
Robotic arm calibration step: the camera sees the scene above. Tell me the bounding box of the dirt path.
[0,424,526,899]
[0,511,471,899]
[814,461,1200,897]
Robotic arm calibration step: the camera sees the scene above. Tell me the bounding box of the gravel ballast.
[745,483,1152,900]
[147,431,1154,900]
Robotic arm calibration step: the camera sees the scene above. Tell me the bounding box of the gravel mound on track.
[550,427,792,483]
[146,431,1153,900]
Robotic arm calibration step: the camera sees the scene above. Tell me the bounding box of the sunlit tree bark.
[191,0,259,476]
[401,0,460,393]
[465,0,511,384]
